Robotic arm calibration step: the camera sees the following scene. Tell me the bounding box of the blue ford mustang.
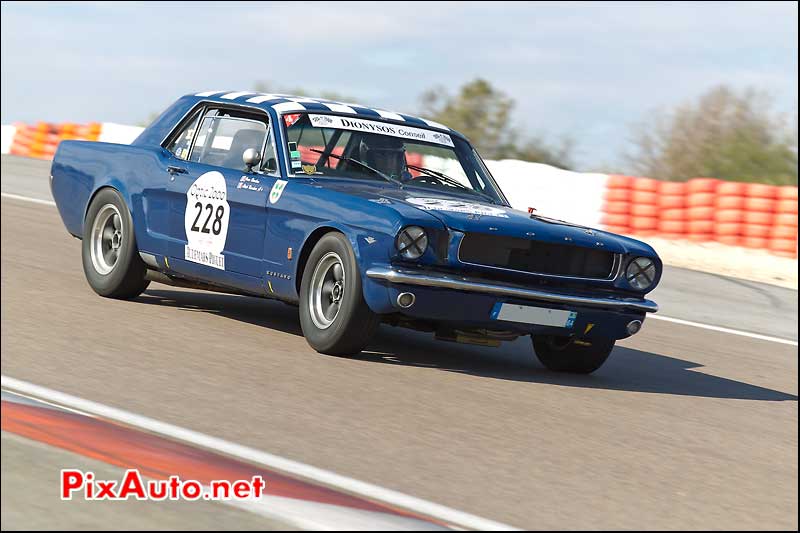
[50,90,661,373]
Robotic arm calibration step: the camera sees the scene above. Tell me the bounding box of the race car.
[50,90,661,374]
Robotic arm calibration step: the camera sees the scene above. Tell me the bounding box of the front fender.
[288,220,396,302]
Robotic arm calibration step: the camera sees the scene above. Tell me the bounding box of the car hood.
[380,190,640,253]
[316,180,656,257]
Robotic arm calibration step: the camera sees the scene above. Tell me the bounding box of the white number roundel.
[184,171,230,267]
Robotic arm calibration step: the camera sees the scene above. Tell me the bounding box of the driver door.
[164,107,279,284]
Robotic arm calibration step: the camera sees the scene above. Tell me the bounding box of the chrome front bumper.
[366,266,659,313]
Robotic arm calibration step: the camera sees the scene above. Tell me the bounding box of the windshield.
[282,112,507,205]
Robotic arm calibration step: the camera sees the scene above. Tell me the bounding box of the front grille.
[458,232,616,279]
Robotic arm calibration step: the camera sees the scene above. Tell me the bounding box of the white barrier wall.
[1,125,16,155]
[97,123,145,144]
[486,160,608,228]
[421,154,607,227]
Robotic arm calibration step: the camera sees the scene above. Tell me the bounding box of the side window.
[167,111,201,160]
[190,115,267,171]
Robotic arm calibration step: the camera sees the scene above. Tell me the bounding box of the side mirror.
[242,148,261,172]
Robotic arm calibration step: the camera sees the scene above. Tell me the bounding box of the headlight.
[396,226,428,260]
[626,257,657,290]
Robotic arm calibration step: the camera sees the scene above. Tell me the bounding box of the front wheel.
[532,335,615,374]
[299,232,380,355]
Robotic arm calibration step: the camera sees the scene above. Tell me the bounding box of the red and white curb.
[1,375,517,531]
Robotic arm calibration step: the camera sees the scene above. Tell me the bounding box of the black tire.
[81,188,150,299]
[299,232,380,355]
[532,335,615,374]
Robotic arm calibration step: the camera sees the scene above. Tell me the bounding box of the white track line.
[1,375,516,531]
[648,315,798,347]
[1,191,55,206]
[2,191,796,347]
[2,391,438,531]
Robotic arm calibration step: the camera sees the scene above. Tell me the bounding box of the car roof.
[188,90,464,138]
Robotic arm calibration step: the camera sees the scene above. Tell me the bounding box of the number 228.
[190,202,224,235]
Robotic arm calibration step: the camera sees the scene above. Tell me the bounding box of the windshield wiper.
[310,149,404,187]
[405,164,497,204]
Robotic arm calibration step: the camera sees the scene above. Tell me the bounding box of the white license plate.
[490,303,577,328]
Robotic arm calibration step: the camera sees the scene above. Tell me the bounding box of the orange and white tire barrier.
[600,174,633,234]
[656,181,687,239]
[685,178,718,242]
[601,176,797,258]
[7,121,102,160]
[2,121,142,160]
[628,177,659,235]
[770,186,798,257]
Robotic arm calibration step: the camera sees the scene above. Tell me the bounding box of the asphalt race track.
[1,154,798,530]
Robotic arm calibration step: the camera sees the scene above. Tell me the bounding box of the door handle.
[167,165,187,175]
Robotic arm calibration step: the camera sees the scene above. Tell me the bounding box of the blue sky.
[1,1,797,170]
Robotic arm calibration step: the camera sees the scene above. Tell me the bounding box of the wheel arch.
[294,225,345,294]
[83,181,132,226]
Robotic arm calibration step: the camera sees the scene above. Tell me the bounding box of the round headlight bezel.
[396,226,429,260]
[626,256,657,291]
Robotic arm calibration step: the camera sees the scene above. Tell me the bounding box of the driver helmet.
[358,136,406,178]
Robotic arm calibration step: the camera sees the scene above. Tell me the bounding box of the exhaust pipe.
[396,292,415,308]
[626,320,642,335]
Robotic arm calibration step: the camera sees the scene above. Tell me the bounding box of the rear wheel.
[532,335,615,374]
[299,232,380,355]
[82,188,149,299]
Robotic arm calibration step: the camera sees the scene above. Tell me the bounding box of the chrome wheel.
[90,203,123,275]
[309,251,345,329]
